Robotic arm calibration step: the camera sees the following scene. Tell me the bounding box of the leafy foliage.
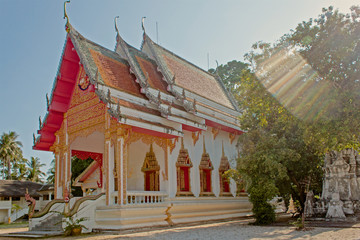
[233,70,323,223]
[11,157,29,180]
[71,157,93,196]
[244,5,360,151]
[0,132,23,179]
[53,211,88,236]
[47,159,55,184]
[27,157,46,182]
[209,60,248,91]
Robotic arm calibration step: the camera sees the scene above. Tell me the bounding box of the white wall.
[127,140,166,191]
[168,127,239,198]
[70,131,105,154]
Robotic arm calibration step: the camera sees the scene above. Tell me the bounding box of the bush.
[248,181,276,225]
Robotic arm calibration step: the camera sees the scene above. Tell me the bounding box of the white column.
[120,138,124,205]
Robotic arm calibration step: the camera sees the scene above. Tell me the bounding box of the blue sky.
[0,0,357,175]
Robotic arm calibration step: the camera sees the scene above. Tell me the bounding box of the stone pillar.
[116,128,124,205]
[53,142,60,199]
[104,112,111,205]
[104,131,111,205]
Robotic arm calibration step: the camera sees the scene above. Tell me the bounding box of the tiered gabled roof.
[141,32,243,134]
[33,20,244,151]
[141,33,238,110]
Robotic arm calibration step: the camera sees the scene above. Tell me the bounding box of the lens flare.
[254,47,335,121]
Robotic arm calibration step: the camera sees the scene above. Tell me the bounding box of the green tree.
[11,157,29,180]
[209,60,247,91]
[71,157,93,196]
[47,158,55,184]
[245,6,360,151]
[232,5,360,224]
[0,131,23,179]
[27,157,46,182]
[234,70,322,224]
[289,6,360,151]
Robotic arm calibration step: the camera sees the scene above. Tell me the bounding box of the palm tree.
[0,132,23,179]
[27,157,46,182]
[47,158,55,184]
[11,157,29,180]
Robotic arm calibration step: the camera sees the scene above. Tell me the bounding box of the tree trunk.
[7,159,11,180]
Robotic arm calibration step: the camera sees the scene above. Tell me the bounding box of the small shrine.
[306,149,360,220]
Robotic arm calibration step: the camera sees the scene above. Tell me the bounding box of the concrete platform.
[1,230,63,238]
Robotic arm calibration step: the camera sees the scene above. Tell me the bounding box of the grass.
[0,221,28,229]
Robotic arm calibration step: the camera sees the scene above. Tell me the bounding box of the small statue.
[343,201,354,215]
[326,192,346,219]
[25,188,36,218]
[304,191,315,217]
[287,196,297,215]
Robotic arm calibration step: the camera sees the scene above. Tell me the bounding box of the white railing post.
[122,191,167,206]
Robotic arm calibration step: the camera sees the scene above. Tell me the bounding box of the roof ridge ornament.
[141,17,146,33]
[39,116,42,129]
[114,16,120,34]
[46,93,49,110]
[64,0,71,33]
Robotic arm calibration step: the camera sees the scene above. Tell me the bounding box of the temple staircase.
[2,194,106,238]
[9,206,29,223]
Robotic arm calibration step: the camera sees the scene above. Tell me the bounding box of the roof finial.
[181,137,184,149]
[39,116,42,129]
[46,93,49,110]
[215,60,220,75]
[141,17,147,32]
[64,0,71,32]
[114,16,120,34]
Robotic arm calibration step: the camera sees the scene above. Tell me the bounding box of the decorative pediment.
[219,142,230,172]
[176,138,192,167]
[141,144,160,172]
[199,137,213,170]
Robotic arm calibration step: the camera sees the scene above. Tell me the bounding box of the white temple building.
[31,13,252,231]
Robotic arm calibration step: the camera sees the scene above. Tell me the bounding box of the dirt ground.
[0,217,359,240]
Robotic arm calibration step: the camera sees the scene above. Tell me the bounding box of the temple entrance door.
[180,167,190,192]
[222,174,230,193]
[144,170,159,191]
[202,169,212,192]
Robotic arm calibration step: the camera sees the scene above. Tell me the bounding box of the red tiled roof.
[162,53,233,108]
[90,49,145,99]
[135,56,168,93]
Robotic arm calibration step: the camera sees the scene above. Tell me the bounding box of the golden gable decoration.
[141,144,160,191]
[219,142,232,196]
[199,136,214,196]
[176,138,193,196]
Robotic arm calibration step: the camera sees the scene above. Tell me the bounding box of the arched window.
[176,138,193,196]
[199,138,214,197]
[141,144,160,191]
[219,143,232,196]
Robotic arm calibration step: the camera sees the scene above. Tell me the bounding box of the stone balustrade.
[126,191,168,205]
